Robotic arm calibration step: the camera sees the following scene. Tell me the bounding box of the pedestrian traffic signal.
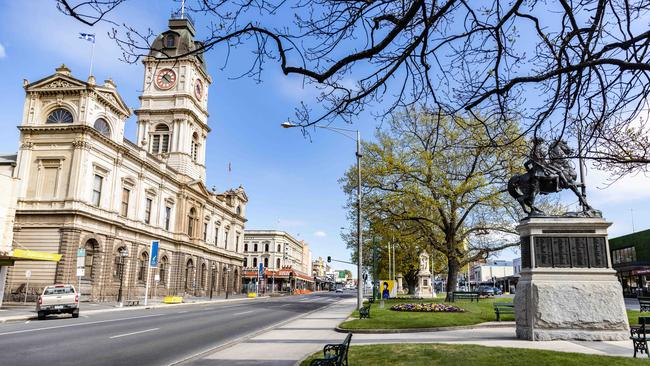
[327,256,331,263]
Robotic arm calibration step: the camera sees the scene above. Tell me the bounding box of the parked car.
[477,286,495,297]
[335,288,343,293]
[36,284,79,320]
[492,287,503,295]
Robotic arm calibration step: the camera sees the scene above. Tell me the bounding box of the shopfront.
[610,229,650,298]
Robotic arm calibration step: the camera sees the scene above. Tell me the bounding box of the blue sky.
[0,1,648,275]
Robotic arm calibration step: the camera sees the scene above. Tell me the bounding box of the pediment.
[187,180,213,197]
[27,74,86,91]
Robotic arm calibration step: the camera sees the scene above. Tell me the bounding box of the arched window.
[113,247,128,280]
[187,207,197,237]
[243,257,248,267]
[252,257,257,267]
[159,256,168,285]
[165,34,175,48]
[265,243,269,252]
[191,132,199,162]
[254,243,258,252]
[83,240,96,280]
[185,259,194,289]
[236,206,242,215]
[264,257,269,268]
[277,244,281,252]
[200,263,207,289]
[93,118,111,137]
[244,243,248,252]
[46,108,73,124]
[276,258,281,268]
[138,251,149,282]
[151,124,170,154]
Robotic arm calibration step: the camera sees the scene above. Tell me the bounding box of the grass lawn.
[340,298,642,330]
[339,297,515,329]
[299,343,642,366]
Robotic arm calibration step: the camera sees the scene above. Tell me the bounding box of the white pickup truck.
[36,284,79,319]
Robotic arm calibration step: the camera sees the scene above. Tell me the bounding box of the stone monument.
[416,252,434,298]
[396,273,404,294]
[508,139,628,341]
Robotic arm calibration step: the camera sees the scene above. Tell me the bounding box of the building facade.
[242,230,314,292]
[609,229,650,297]
[469,260,514,287]
[5,16,247,302]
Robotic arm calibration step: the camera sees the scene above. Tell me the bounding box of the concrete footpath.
[0,294,253,322]
[191,297,635,366]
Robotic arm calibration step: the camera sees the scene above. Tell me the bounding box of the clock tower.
[135,15,212,182]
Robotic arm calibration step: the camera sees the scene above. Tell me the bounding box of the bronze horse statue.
[508,139,593,216]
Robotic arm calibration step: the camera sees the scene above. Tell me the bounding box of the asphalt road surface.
[0,291,351,366]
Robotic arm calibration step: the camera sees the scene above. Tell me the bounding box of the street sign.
[149,240,159,268]
[154,274,160,282]
[25,270,31,278]
[76,248,86,277]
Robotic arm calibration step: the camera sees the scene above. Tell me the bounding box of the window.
[144,198,153,224]
[138,252,149,282]
[94,118,111,137]
[113,247,127,280]
[264,258,269,268]
[236,206,241,215]
[188,208,197,237]
[151,124,170,154]
[92,174,103,206]
[243,258,248,267]
[46,108,73,124]
[191,132,199,162]
[120,188,130,217]
[277,244,281,252]
[185,259,194,289]
[252,257,257,267]
[165,206,172,231]
[244,243,248,252]
[613,247,636,265]
[200,263,207,289]
[265,243,269,252]
[159,256,168,285]
[203,222,208,241]
[236,235,240,252]
[214,224,219,246]
[165,34,174,47]
[254,243,258,252]
[224,230,229,248]
[84,241,95,279]
[276,258,281,268]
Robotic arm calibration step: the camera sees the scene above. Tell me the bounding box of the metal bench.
[359,304,371,319]
[493,302,515,321]
[631,316,650,358]
[310,333,352,366]
[639,297,650,312]
[367,297,375,304]
[124,299,140,307]
[451,291,480,302]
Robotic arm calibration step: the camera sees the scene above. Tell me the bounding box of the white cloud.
[0,43,5,59]
[313,231,327,237]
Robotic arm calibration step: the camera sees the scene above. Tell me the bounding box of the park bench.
[368,297,375,304]
[639,297,650,312]
[359,304,371,319]
[451,291,480,302]
[309,332,352,366]
[123,299,140,307]
[631,316,650,358]
[493,302,515,321]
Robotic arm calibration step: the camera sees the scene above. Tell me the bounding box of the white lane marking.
[232,310,254,316]
[81,315,89,318]
[177,311,188,314]
[109,328,159,339]
[0,313,166,336]
[24,321,30,324]
[280,304,291,307]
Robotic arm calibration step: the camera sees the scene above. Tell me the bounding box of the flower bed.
[390,303,465,312]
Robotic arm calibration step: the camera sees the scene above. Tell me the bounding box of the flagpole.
[89,40,96,77]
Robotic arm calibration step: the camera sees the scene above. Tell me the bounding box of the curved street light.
[281,122,363,310]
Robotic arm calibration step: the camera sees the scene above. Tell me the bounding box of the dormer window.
[93,118,111,137]
[46,108,73,124]
[165,34,175,48]
[151,124,170,154]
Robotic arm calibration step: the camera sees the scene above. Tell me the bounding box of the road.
[0,292,351,366]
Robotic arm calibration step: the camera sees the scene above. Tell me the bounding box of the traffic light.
[327,256,331,263]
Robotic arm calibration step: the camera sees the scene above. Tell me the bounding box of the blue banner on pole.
[258,262,264,276]
[150,241,159,268]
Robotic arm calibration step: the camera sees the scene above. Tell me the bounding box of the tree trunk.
[445,257,460,301]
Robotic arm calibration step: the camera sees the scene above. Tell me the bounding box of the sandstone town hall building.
[4,15,247,302]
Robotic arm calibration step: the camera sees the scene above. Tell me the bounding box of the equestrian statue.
[508,138,599,217]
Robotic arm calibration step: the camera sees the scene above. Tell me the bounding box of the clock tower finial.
[134,15,212,182]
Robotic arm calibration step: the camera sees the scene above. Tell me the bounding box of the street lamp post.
[210,263,216,300]
[224,266,231,300]
[282,122,363,310]
[117,248,129,306]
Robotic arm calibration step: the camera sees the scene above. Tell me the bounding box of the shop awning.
[0,249,62,266]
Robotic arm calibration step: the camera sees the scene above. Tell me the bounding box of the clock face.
[194,79,203,100]
[155,69,176,90]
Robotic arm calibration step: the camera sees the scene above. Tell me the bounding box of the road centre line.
[109,328,159,339]
[232,310,255,316]
[0,313,166,336]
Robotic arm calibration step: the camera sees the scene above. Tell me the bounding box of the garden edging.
[335,321,515,334]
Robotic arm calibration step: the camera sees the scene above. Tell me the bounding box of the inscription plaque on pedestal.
[530,236,608,269]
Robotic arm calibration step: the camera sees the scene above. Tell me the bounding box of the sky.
[0,1,648,276]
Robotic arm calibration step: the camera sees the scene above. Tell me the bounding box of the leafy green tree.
[341,109,526,299]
